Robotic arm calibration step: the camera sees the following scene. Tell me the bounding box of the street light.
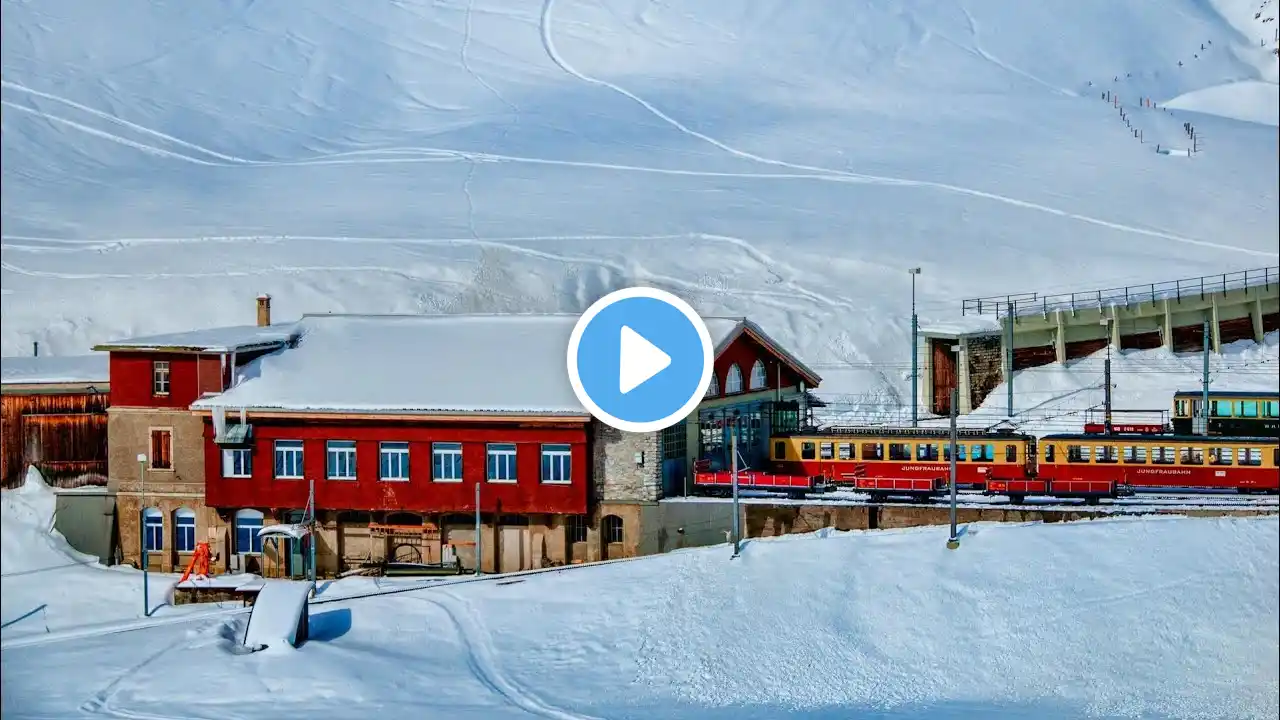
[909,268,922,427]
[136,452,150,617]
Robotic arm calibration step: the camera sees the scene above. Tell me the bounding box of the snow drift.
[0,466,100,577]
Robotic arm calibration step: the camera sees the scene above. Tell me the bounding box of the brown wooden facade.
[0,387,110,489]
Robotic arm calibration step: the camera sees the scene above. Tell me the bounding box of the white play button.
[618,325,672,394]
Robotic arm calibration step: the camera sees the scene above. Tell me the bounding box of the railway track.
[674,489,1280,512]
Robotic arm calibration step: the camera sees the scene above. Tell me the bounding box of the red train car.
[693,471,831,499]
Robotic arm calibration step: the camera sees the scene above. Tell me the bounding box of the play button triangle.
[618,325,672,394]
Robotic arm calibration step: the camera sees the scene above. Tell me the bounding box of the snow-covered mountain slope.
[3,0,1278,403]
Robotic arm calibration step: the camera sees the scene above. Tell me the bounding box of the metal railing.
[961,266,1278,318]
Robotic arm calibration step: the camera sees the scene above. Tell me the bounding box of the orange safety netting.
[178,541,211,583]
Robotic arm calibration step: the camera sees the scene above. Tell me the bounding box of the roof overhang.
[714,321,823,387]
[191,408,593,423]
[0,381,109,395]
[91,341,288,354]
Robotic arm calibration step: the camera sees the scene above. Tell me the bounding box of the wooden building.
[1,353,110,489]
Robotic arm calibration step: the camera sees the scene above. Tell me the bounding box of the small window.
[541,444,572,483]
[819,442,834,460]
[1238,448,1262,467]
[174,508,196,553]
[222,447,252,478]
[1174,399,1189,418]
[1180,447,1203,465]
[944,443,967,461]
[602,514,624,544]
[1240,401,1259,418]
[143,507,164,552]
[1264,401,1279,419]
[1096,445,1118,464]
[749,360,768,390]
[274,440,304,479]
[326,440,357,480]
[565,515,588,544]
[971,444,994,462]
[888,443,911,461]
[774,441,787,460]
[380,441,410,481]
[488,443,518,482]
[913,443,936,461]
[433,442,463,481]
[725,364,744,394]
[1043,444,1055,462]
[149,429,172,470]
[1209,447,1232,466]
[837,442,854,460]
[1209,400,1230,418]
[234,509,264,554]
[152,361,171,396]
[1152,447,1176,465]
[1004,445,1018,463]
[861,443,884,461]
[706,374,719,398]
[1123,446,1148,464]
[801,442,816,460]
[1066,445,1089,463]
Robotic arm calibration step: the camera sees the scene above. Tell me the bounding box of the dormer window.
[749,360,768,390]
[152,361,171,396]
[725,364,743,394]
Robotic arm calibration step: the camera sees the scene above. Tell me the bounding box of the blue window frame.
[433,442,463,481]
[487,443,517,482]
[380,442,410,481]
[143,508,163,552]
[235,511,264,554]
[274,440,304,479]
[174,508,196,553]
[541,444,572,483]
[326,440,357,480]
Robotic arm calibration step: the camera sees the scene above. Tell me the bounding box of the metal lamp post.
[730,410,742,559]
[136,453,150,617]
[909,268,922,427]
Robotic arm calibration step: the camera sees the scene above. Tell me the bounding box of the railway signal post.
[947,389,960,550]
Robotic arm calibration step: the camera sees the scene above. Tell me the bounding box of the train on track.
[1169,390,1279,437]
[692,392,1280,504]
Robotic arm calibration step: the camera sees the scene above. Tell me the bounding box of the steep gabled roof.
[704,317,823,387]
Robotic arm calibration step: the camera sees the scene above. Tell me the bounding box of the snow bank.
[1165,80,1280,127]
[0,467,101,577]
[7,515,1275,719]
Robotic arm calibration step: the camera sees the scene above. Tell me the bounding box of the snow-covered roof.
[190,312,820,416]
[93,323,300,354]
[1,354,110,386]
[918,316,1002,337]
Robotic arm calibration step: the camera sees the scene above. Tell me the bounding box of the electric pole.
[1005,301,1015,418]
[1200,318,1210,435]
[730,414,741,558]
[909,267,922,427]
[137,454,150,617]
[1101,317,1113,434]
[947,388,960,550]
[474,482,483,576]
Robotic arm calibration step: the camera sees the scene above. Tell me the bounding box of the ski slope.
[2,469,1276,718]
[2,0,1279,407]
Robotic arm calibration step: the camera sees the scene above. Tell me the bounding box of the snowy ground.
[3,470,1278,719]
[3,0,1278,409]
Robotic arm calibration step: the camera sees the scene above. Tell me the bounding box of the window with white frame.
[326,440,357,480]
[705,373,719,397]
[487,443,517,482]
[749,360,768,390]
[234,509,264,554]
[380,441,410,481]
[222,447,252,478]
[152,360,170,395]
[274,440,304,479]
[143,507,164,552]
[541,444,572,483]
[725,363,743,394]
[174,507,196,553]
[433,442,463,481]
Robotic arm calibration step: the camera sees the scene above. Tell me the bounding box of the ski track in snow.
[4,69,1271,258]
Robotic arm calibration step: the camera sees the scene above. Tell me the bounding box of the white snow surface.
[3,0,1278,410]
[2,512,1277,719]
[96,323,301,352]
[0,353,108,384]
[241,580,315,652]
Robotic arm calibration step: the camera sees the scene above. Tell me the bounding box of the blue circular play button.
[567,287,714,433]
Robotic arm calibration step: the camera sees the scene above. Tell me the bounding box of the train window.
[819,442,834,460]
[888,443,911,461]
[801,442,816,460]
[1209,400,1230,417]
[1274,449,1279,467]
[1240,401,1259,418]
[1174,399,1189,418]
[917,443,940,461]
[1209,447,1232,466]
[837,443,853,460]
[1095,445,1118,464]
[1066,445,1089,463]
[970,444,994,462]
[1179,447,1203,465]
[1043,444,1055,462]
[1238,448,1262,467]
[861,443,884,461]
[1123,446,1147,463]
[1004,445,1017,463]
[943,443,966,461]
[1264,401,1279,419]
[1151,447,1176,465]
[774,441,787,460]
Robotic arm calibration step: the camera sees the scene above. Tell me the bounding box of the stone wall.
[592,422,661,502]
